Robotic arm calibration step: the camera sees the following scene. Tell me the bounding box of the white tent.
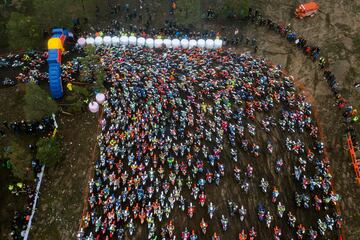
[77,37,86,47]
[205,39,215,49]
[86,37,95,46]
[163,39,172,48]
[111,36,120,46]
[146,38,154,48]
[128,36,137,46]
[120,36,129,46]
[197,39,205,48]
[181,39,189,49]
[214,39,223,49]
[88,102,99,113]
[103,36,112,46]
[94,36,103,46]
[154,39,163,48]
[96,93,106,104]
[189,39,197,48]
[172,39,181,48]
[137,37,146,47]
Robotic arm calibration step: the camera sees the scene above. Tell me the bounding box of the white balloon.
[205,39,215,49]
[88,101,99,113]
[146,38,154,48]
[189,39,197,48]
[94,36,103,46]
[137,37,146,47]
[214,39,223,49]
[181,39,189,49]
[96,93,106,104]
[103,36,112,46]
[172,39,180,48]
[111,36,120,46]
[197,39,205,48]
[163,39,172,48]
[120,36,129,45]
[128,36,137,45]
[154,39,163,48]
[86,37,95,45]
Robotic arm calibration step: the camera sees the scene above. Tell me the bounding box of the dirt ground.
[1,0,360,239]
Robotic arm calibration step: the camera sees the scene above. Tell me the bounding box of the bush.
[23,83,58,121]
[8,141,32,180]
[36,137,62,167]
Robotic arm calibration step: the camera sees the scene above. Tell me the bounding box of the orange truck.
[295,2,319,19]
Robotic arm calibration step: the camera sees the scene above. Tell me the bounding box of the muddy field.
[1,0,359,239]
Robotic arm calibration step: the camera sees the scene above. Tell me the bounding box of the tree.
[23,83,58,121]
[6,12,41,50]
[221,0,249,19]
[36,137,61,167]
[174,0,202,26]
[8,141,32,180]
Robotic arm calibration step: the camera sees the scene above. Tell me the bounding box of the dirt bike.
[277,202,285,218]
[187,202,195,218]
[274,158,284,174]
[260,178,269,193]
[239,205,247,222]
[220,215,229,231]
[272,187,279,203]
[239,230,247,240]
[257,204,266,222]
[200,218,208,235]
[199,191,206,207]
[265,211,272,228]
[167,220,175,238]
[274,226,281,240]
[208,202,216,219]
[181,228,190,240]
[127,219,135,236]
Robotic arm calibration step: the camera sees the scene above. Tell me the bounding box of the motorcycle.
[239,205,247,222]
[272,187,279,203]
[227,201,238,216]
[190,230,198,240]
[200,218,208,235]
[241,179,249,193]
[249,226,257,240]
[267,140,273,154]
[296,224,305,239]
[127,219,135,236]
[181,227,190,240]
[199,191,206,207]
[257,204,266,222]
[167,220,175,238]
[234,166,241,183]
[211,232,221,240]
[288,212,296,228]
[246,164,254,177]
[239,230,247,240]
[187,202,196,218]
[277,202,285,218]
[220,215,229,231]
[260,178,269,193]
[273,226,281,240]
[265,211,272,228]
[208,202,216,219]
[275,158,283,174]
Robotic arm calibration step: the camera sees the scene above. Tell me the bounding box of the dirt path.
[29,112,97,239]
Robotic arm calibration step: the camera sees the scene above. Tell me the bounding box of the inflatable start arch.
[47,28,72,99]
